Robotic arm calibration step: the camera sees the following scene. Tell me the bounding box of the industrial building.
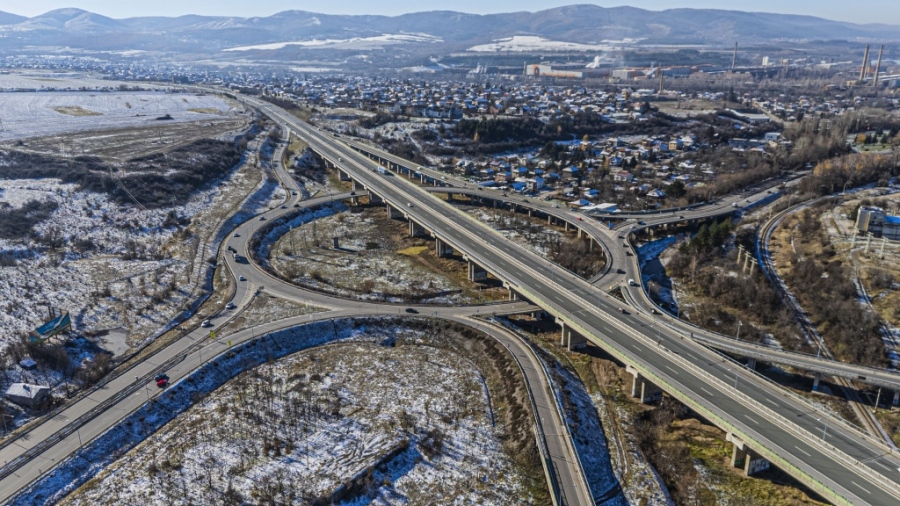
[856,207,900,240]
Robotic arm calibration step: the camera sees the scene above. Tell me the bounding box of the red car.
[155,373,169,388]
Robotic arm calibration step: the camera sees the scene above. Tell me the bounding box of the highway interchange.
[1,91,900,505]
[0,122,594,505]
[251,97,900,505]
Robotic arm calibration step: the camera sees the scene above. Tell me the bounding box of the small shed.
[5,383,51,408]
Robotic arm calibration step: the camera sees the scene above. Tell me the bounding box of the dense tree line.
[781,210,885,365]
[0,140,242,208]
[798,151,900,195]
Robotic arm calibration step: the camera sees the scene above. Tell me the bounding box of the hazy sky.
[5,1,900,25]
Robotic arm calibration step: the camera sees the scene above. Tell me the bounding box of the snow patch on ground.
[19,320,527,506]
[0,92,232,141]
[467,36,615,53]
[225,33,443,52]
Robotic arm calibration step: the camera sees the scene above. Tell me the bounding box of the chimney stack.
[859,44,870,82]
[872,45,884,86]
[731,42,738,71]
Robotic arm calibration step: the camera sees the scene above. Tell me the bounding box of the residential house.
[5,383,50,409]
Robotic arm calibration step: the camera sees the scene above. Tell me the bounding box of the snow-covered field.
[0,72,167,92]
[0,92,233,141]
[0,178,199,342]
[467,36,614,53]
[44,321,529,506]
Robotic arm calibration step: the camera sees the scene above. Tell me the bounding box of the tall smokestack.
[659,67,664,94]
[731,42,738,71]
[872,45,884,86]
[859,44,870,82]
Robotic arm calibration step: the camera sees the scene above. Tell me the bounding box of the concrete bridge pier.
[548,216,553,226]
[435,238,451,257]
[727,434,770,476]
[467,260,487,282]
[812,372,822,392]
[627,365,661,404]
[368,192,383,205]
[409,220,425,237]
[338,169,351,181]
[386,204,402,219]
[577,228,584,239]
[747,357,757,370]
[352,179,364,191]
[893,390,900,407]
[556,319,587,350]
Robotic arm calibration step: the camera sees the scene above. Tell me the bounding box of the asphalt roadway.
[0,131,595,505]
[252,100,900,505]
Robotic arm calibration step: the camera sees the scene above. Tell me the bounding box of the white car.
[239,275,246,281]
[225,302,236,310]
[201,320,212,328]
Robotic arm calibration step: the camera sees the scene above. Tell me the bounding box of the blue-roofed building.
[855,207,900,240]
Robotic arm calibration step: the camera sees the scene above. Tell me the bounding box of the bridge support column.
[564,222,569,232]
[747,357,757,370]
[548,216,553,225]
[467,260,487,283]
[338,169,350,181]
[409,220,425,237]
[893,390,899,407]
[352,179,364,191]
[368,192,383,205]
[386,204,401,219]
[726,433,769,475]
[556,320,586,350]
[577,228,583,239]
[627,365,661,404]
[435,238,451,257]
[509,289,519,301]
[528,209,533,217]
[812,372,821,392]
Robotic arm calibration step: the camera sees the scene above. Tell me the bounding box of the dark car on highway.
[405,308,419,314]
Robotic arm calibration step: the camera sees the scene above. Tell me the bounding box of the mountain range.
[0,5,897,55]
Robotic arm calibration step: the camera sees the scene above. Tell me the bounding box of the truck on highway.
[377,166,388,175]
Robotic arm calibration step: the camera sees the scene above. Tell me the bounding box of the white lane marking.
[851,481,872,494]
[872,460,892,472]
[765,398,779,407]
[700,387,714,396]
[631,344,641,351]
[793,445,811,457]
[664,365,678,374]
[744,414,760,425]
